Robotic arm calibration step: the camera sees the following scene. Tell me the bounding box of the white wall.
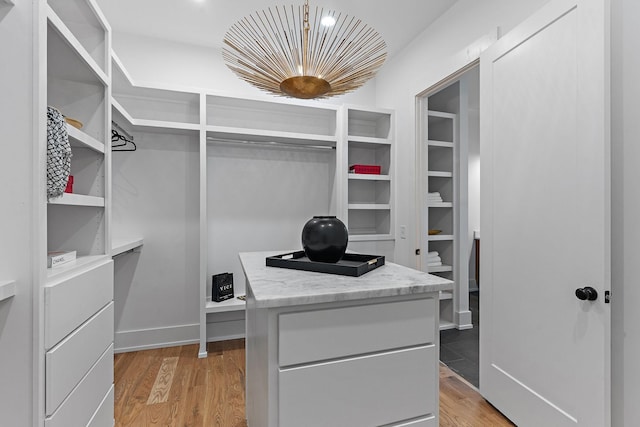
[112,133,200,351]
[375,0,550,269]
[0,1,36,425]
[111,32,376,107]
[611,0,640,425]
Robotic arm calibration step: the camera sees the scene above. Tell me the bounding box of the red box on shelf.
[349,164,381,175]
[64,175,74,193]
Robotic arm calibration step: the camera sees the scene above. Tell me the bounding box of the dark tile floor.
[439,291,479,387]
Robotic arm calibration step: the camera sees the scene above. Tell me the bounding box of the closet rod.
[112,120,133,141]
[206,137,335,151]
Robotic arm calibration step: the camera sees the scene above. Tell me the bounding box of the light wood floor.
[114,340,514,427]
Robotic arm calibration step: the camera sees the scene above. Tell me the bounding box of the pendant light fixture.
[222,1,387,99]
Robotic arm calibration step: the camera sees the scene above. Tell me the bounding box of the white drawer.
[278,297,436,367]
[45,344,113,427]
[46,302,114,415]
[45,259,113,349]
[87,384,115,427]
[278,345,437,427]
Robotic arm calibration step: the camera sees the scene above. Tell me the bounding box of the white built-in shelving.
[45,0,110,271]
[109,54,395,358]
[342,107,394,242]
[39,1,113,425]
[420,107,459,330]
[418,79,473,332]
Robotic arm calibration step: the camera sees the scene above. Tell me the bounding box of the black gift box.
[212,272,234,302]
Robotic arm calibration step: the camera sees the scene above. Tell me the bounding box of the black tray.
[266,251,385,277]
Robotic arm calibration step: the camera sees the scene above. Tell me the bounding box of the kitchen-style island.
[239,251,453,427]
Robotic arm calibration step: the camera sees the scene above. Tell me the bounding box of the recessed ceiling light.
[321,16,336,27]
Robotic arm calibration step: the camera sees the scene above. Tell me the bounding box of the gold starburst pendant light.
[222,1,388,99]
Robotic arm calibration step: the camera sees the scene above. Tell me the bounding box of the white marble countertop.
[239,251,453,308]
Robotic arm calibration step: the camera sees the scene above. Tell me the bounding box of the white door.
[479,0,610,425]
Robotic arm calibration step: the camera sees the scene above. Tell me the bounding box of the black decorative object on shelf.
[212,272,234,302]
[301,216,348,263]
[266,251,385,277]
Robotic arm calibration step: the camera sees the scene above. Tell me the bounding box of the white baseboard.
[115,319,248,353]
[115,323,199,353]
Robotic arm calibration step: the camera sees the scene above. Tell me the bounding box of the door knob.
[575,286,598,301]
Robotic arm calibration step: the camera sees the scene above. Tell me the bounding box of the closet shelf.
[0,280,16,301]
[347,135,392,145]
[427,171,453,178]
[427,140,454,148]
[348,174,391,181]
[206,126,337,147]
[428,234,454,241]
[205,297,245,314]
[429,265,453,273]
[112,238,144,257]
[112,99,200,135]
[47,6,108,85]
[48,194,105,207]
[46,255,108,281]
[428,202,453,208]
[67,124,104,153]
[348,204,391,210]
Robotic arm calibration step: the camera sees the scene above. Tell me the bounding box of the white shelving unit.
[109,61,356,358]
[418,79,473,332]
[342,107,395,244]
[38,1,114,426]
[420,108,459,330]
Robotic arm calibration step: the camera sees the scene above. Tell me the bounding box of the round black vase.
[301,216,348,263]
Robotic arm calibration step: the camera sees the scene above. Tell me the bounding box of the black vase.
[301,216,348,263]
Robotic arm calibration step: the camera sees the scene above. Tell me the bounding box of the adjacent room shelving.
[418,79,473,332]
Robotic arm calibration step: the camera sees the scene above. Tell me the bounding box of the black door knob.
[575,286,598,301]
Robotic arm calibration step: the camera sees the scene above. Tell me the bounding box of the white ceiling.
[95,0,458,58]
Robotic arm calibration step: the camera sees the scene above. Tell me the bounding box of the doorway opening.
[416,62,480,386]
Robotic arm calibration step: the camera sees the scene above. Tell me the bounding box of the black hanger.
[111,128,136,152]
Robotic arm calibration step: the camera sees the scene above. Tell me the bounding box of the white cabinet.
[37,1,114,425]
[246,294,440,427]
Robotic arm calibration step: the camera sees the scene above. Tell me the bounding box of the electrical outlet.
[400,225,407,239]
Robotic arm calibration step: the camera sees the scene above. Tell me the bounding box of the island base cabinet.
[278,345,436,427]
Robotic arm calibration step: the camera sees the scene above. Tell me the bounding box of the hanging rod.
[111,120,133,141]
[206,137,335,151]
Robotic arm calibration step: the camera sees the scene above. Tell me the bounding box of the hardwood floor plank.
[114,342,512,426]
[147,357,180,405]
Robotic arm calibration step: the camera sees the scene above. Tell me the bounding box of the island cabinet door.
[278,345,437,427]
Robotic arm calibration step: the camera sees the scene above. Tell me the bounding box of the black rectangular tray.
[266,251,385,277]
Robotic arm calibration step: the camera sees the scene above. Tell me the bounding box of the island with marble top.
[239,251,454,427]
